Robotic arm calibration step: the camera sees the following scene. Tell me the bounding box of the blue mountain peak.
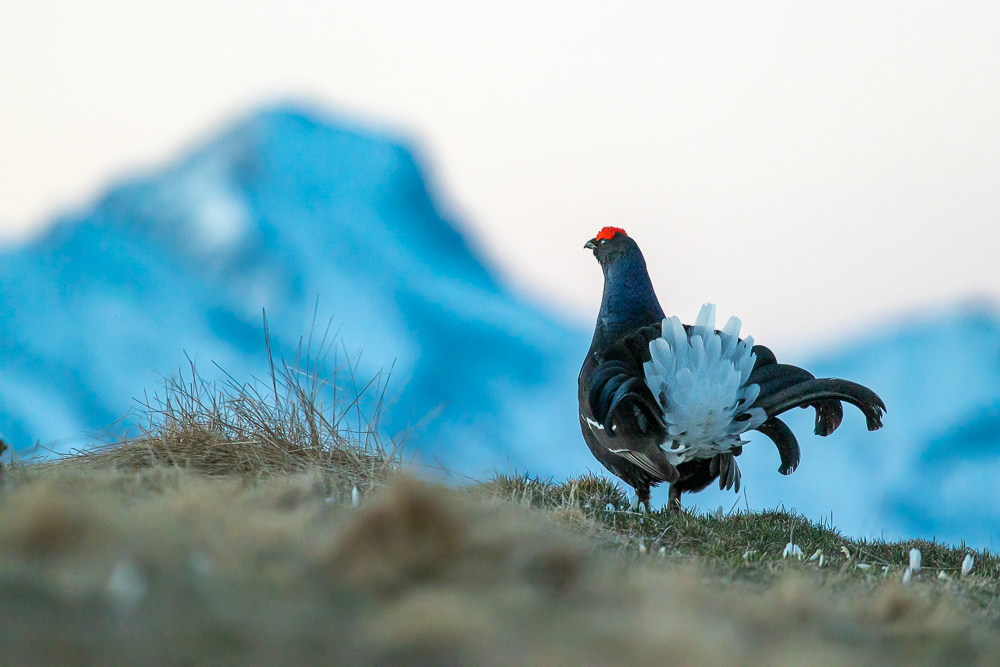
[0,106,592,478]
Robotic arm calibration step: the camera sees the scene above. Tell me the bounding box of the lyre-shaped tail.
[748,345,885,473]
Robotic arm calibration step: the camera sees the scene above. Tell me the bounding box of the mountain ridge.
[0,106,592,480]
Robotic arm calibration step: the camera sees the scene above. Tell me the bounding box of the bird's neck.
[591,254,665,349]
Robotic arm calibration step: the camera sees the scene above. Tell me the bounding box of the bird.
[578,226,885,513]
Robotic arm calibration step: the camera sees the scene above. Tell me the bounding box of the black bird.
[578,227,885,512]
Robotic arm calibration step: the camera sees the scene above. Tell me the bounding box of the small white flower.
[855,563,871,571]
[909,548,921,575]
[819,554,825,568]
[714,506,724,520]
[938,571,948,580]
[962,554,974,578]
[658,546,666,557]
[106,560,147,614]
[351,486,361,507]
[189,551,212,575]
[808,549,822,562]
[881,565,890,577]
[743,550,756,561]
[782,543,804,560]
[902,567,912,585]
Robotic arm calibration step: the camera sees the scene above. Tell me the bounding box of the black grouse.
[578,227,885,512]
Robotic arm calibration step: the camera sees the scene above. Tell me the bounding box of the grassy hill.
[1,357,998,665]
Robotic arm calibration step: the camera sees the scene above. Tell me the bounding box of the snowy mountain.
[0,106,593,478]
[1,106,998,548]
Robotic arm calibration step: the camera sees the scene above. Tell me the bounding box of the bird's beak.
[584,239,597,251]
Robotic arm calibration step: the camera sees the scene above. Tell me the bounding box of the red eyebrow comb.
[595,227,627,241]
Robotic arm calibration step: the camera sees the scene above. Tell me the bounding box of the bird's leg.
[636,486,651,513]
[667,484,682,514]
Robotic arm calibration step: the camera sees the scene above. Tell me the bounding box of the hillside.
[1,367,998,666]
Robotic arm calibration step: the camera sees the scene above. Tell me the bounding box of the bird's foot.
[667,485,682,514]
[635,487,652,513]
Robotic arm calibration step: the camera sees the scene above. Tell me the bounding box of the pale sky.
[2,1,999,352]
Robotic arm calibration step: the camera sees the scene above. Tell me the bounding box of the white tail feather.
[643,303,767,466]
[695,302,716,331]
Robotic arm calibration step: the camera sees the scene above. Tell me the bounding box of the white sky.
[2,1,999,351]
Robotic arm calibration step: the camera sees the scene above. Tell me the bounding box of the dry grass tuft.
[0,483,108,558]
[25,328,401,497]
[325,477,469,595]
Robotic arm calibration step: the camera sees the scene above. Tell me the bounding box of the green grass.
[487,471,998,582]
[485,471,1000,626]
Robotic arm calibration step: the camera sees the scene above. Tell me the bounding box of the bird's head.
[584,227,633,267]
[584,226,663,328]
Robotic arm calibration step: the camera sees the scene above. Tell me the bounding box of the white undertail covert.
[643,304,767,465]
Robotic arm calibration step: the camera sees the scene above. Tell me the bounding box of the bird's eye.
[599,239,606,244]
